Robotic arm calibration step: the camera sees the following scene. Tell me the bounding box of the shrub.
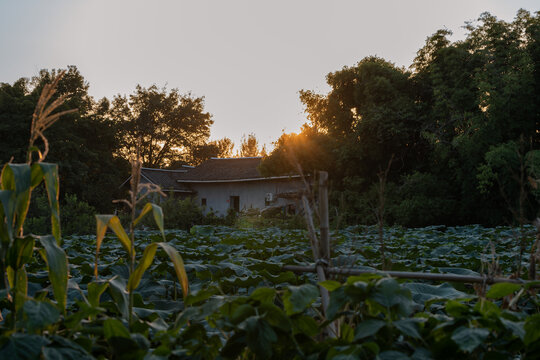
[25,192,96,235]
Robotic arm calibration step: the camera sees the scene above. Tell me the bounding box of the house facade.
[129,157,303,216]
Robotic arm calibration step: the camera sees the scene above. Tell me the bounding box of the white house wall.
[191,179,302,215]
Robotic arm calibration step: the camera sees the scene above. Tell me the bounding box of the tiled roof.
[176,157,265,182]
[140,168,193,192]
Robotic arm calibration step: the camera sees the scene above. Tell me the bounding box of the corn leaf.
[87,281,109,307]
[157,242,189,298]
[134,203,165,240]
[1,164,31,237]
[0,190,15,243]
[36,163,61,243]
[95,215,132,279]
[39,235,68,312]
[14,267,27,313]
[8,236,35,270]
[127,243,158,292]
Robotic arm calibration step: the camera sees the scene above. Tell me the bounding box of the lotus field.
[2,224,540,359]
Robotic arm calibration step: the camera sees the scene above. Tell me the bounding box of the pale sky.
[0,1,538,151]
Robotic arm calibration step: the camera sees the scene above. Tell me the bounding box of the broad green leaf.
[378,350,411,360]
[319,280,342,291]
[250,287,276,304]
[238,316,277,360]
[39,235,68,311]
[524,313,540,345]
[103,318,131,339]
[37,163,61,242]
[283,284,319,316]
[95,215,132,278]
[133,203,165,240]
[0,333,50,359]
[404,282,470,305]
[486,282,521,299]
[157,242,189,298]
[354,319,386,339]
[127,243,158,292]
[451,326,489,353]
[394,319,422,339]
[500,318,525,340]
[292,315,319,337]
[87,281,109,307]
[23,300,60,332]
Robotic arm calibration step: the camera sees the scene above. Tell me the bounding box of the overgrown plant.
[0,72,72,328]
[94,148,189,325]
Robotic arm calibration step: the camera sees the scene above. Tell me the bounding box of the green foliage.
[26,193,96,235]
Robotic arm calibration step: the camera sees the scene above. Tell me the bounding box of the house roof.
[176,157,264,182]
[139,167,193,192]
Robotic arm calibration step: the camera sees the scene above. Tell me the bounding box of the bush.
[25,192,96,235]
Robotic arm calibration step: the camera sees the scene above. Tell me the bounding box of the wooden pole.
[319,171,330,262]
[282,265,540,287]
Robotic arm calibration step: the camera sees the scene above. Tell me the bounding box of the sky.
[0,1,538,152]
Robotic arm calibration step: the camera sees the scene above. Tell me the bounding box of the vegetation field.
[4,224,540,359]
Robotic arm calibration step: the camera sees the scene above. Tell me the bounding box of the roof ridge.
[210,157,262,160]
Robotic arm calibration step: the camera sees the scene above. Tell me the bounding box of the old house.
[128,157,302,215]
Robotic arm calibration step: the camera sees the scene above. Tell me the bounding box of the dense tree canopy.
[262,10,540,226]
[110,85,213,168]
[0,66,128,212]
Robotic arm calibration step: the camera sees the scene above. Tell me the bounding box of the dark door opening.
[230,196,240,212]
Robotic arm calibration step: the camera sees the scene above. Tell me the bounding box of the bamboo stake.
[319,172,330,262]
[282,265,540,287]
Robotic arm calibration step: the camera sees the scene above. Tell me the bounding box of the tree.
[188,137,234,166]
[0,66,129,212]
[111,85,213,168]
[238,133,261,157]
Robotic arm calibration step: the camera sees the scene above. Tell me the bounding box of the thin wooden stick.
[319,171,330,262]
[283,265,540,287]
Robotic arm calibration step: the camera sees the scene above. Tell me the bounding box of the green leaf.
[319,280,342,291]
[157,242,189,298]
[127,243,158,292]
[283,284,319,316]
[292,315,319,337]
[39,235,68,311]
[14,267,28,313]
[250,287,276,304]
[108,277,129,319]
[0,333,50,359]
[23,300,60,332]
[1,164,31,237]
[486,282,521,299]
[394,319,422,339]
[238,316,277,360]
[524,313,540,345]
[36,163,61,242]
[451,326,489,353]
[403,282,470,305]
[0,189,15,242]
[354,319,386,339]
[8,236,35,269]
[95,215,132,278]
[87,281,109,307]
[134,203,165,240]
[103,318,131,339]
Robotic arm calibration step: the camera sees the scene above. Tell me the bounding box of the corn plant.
[94,151,189,325]
[0,72,72,329]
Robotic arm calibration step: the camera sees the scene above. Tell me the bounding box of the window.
[229,196,240,212]
[201,198,207,207]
